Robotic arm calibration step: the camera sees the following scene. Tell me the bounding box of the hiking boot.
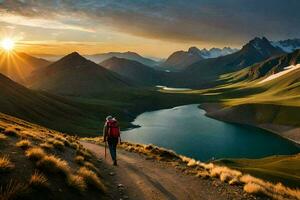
[113,160,118,166]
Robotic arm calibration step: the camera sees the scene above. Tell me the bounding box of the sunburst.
[1,38,15,52]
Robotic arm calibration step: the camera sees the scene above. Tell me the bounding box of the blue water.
[122,104,300,161]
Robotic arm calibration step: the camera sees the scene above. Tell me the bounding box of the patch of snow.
[258,64,300,84]
[200,47,238,59]
[271,40,300,53]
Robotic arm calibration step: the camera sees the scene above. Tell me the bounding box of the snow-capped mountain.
[200,47,238,59]
[271,39,300,53]
[162,46,238,71]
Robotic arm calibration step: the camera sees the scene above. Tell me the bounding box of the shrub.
[77,167,105,191]
[0,180,28,200]
[16,140,32,150]
[0,133,7,141]
[74,156,85,165]
[37,155,70,176]
[67,174,87,192]
[25,147,46,161]
[29,171,48,188]
[0,156,15,173]
[3,127,19,137]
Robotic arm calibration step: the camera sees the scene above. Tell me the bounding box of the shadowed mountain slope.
[0,72,107,134]
[86,51,158,67]
[28,52,133,96]
[100,57,162,86]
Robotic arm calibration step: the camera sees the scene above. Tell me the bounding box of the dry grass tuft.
[47,138,65,151]
[3,127,19,137]
[37,155,71,176]
[67,174,87,192]
[243,182,265,195]
[74,155,85,165]
[0,180,28,200]
[40,142,54,150]
[83,161,99,174]
[22,131,43,141]
[16,139,32,150]
[187,159,200,167]
[70,142,80,150]
[210,166,242,183]
[77,167,105,191]
[25,147,46,161]
[0,156,15,173]
[77,149,92,160]
[0,133,7,141]
[196,170,210,179]
[29,171,48,188]
[240,174,300,200]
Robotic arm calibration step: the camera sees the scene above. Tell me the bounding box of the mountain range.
[0,51,50,83]
[161,47,238,71]
[27,52,132,96]
[0,36,300,138]
[271,39,300,53]
[203,49,300,143]
[85,51,159,67]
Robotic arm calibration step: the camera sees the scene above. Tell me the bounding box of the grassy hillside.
[215,154,300,188]
[0,113,108,200]
[1,72,205,136]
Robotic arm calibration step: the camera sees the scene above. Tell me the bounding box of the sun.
[1,38,15,51]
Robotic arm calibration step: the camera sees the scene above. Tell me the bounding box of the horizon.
[0,36,297,61]
[0,0,299,58]
[0,1,300,199]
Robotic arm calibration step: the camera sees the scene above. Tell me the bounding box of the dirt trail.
[81,141,264,200]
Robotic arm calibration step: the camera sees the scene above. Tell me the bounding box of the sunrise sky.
[0,0,299,58]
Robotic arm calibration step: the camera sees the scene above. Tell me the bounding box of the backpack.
[107,119,120,138]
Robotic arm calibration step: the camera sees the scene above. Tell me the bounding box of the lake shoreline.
[123,104,299,161]
[200,103,300,145]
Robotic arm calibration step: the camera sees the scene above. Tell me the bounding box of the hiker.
[103,116,121,166]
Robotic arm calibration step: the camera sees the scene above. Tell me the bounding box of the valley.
[1,36,300,200]
[1,2,300,199]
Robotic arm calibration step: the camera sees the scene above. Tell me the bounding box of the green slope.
[215,154,300,188]
[1,72,203,136]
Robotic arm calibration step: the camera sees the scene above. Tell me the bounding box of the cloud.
[0,0,299,45]
[0,12,95,32]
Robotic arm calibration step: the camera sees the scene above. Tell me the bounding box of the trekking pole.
[104,141,107,160]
